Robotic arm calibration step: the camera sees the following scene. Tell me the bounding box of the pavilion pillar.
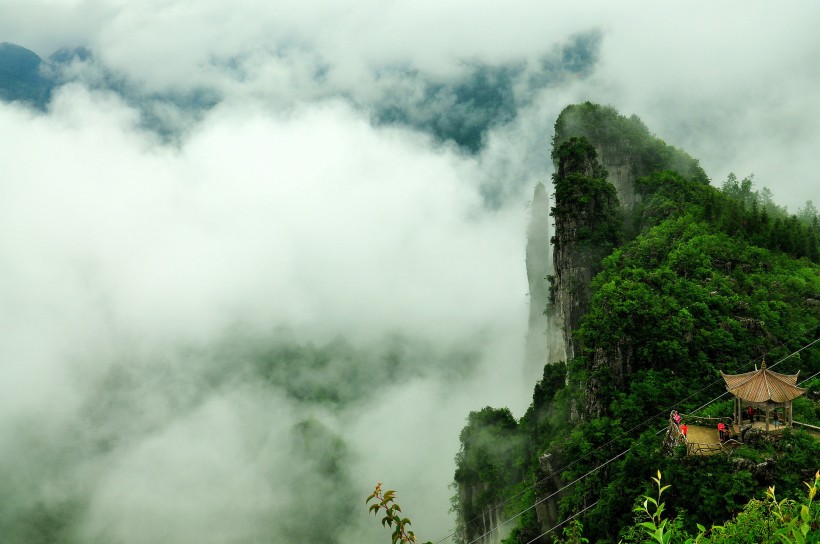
[737,398,741,427]
[733,398,738,429]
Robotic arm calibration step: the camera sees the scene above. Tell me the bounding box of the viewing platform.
[664,361,817,456]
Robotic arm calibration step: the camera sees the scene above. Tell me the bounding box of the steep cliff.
[525,180,569,382]
[524,183,553,380]
[454,103,820,544]
[553,102,707,220]
[456,483,507,544]
[453,407,524,544]
[549,103,708,367]
[550,137,622,362]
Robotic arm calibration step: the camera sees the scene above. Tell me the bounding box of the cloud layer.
[0,85,527,542]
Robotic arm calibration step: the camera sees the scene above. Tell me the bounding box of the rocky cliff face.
[524,183,553,381]
[458,483,507,544]
[525,180,569,384]
[550,137,622,362]
[528,132,633,368]
[456,103,712,542]
[533,451,568,534]
[548,103,707,411]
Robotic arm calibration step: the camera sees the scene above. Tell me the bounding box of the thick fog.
[0,88,529,542]
[1,1,819,542]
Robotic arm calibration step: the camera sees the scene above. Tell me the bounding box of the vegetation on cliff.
[552,102,708,187]
[453,103,820,543]
[554,470,820,544]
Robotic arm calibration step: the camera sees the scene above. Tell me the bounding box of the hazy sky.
[2,1,819,208]
[1,2,819,543]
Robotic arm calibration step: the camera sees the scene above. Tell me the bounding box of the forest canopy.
[452,103,820,544]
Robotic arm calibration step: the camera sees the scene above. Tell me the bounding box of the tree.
[798,201,819,226]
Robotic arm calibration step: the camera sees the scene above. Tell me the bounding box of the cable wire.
[433,333,819,544]
[522,500,600,544]
[686,336,819,416]
[465,449,629,544]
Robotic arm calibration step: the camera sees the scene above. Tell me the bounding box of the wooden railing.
[678,413,733,429]
[686,439,740,456]
[793,420,820,432]
[667,411,739,457]
[666,412,819,457]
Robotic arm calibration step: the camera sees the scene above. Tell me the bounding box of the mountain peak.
[0,42,43,74]
[0,42,53,108]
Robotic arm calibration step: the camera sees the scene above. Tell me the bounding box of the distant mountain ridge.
[0,42,54,108]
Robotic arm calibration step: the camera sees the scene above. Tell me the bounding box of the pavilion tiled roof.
[721,362,806,403]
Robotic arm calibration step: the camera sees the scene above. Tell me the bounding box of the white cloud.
[79,389,294,544]
[3,1,818,211]
[0,85,528,541]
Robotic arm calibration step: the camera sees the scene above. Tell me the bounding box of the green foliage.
[716,173,819,261]
[632,471,679,544]
[554,102,709,185]
[0,43,54,109]
[366,483,432,544]
[452,406,527,540]
[520,362,572,446]
[689,470,820,543]
[792,378,820,427]
[551,136,623,245]
[697,399,735,420]
[454,407,522,487]
[279,418,359,543]
[249,334,477,407]
[697,498,776,544]
[766,472,820,544]
[452,102,820,544]
[575,213,820,413]
[634,170,819,262]
[559,471,820,544]
[555,519,589,544]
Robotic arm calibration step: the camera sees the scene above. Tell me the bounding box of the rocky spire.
[524,182,551,381]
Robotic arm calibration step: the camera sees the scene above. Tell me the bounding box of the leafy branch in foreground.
[366,483,432,544]
[627,470,820,544]
[766,471,819,544]
[365,471,818,544]
[632,470,698,544]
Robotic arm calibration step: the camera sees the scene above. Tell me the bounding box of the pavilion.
[721,361,807,432]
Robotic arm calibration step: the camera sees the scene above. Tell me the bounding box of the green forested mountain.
[453,103,820,543]
[0,42,54,108]
[0,41,219,141]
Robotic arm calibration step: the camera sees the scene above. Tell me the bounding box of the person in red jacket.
[680,423,688,437]
[717,421,726,441]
